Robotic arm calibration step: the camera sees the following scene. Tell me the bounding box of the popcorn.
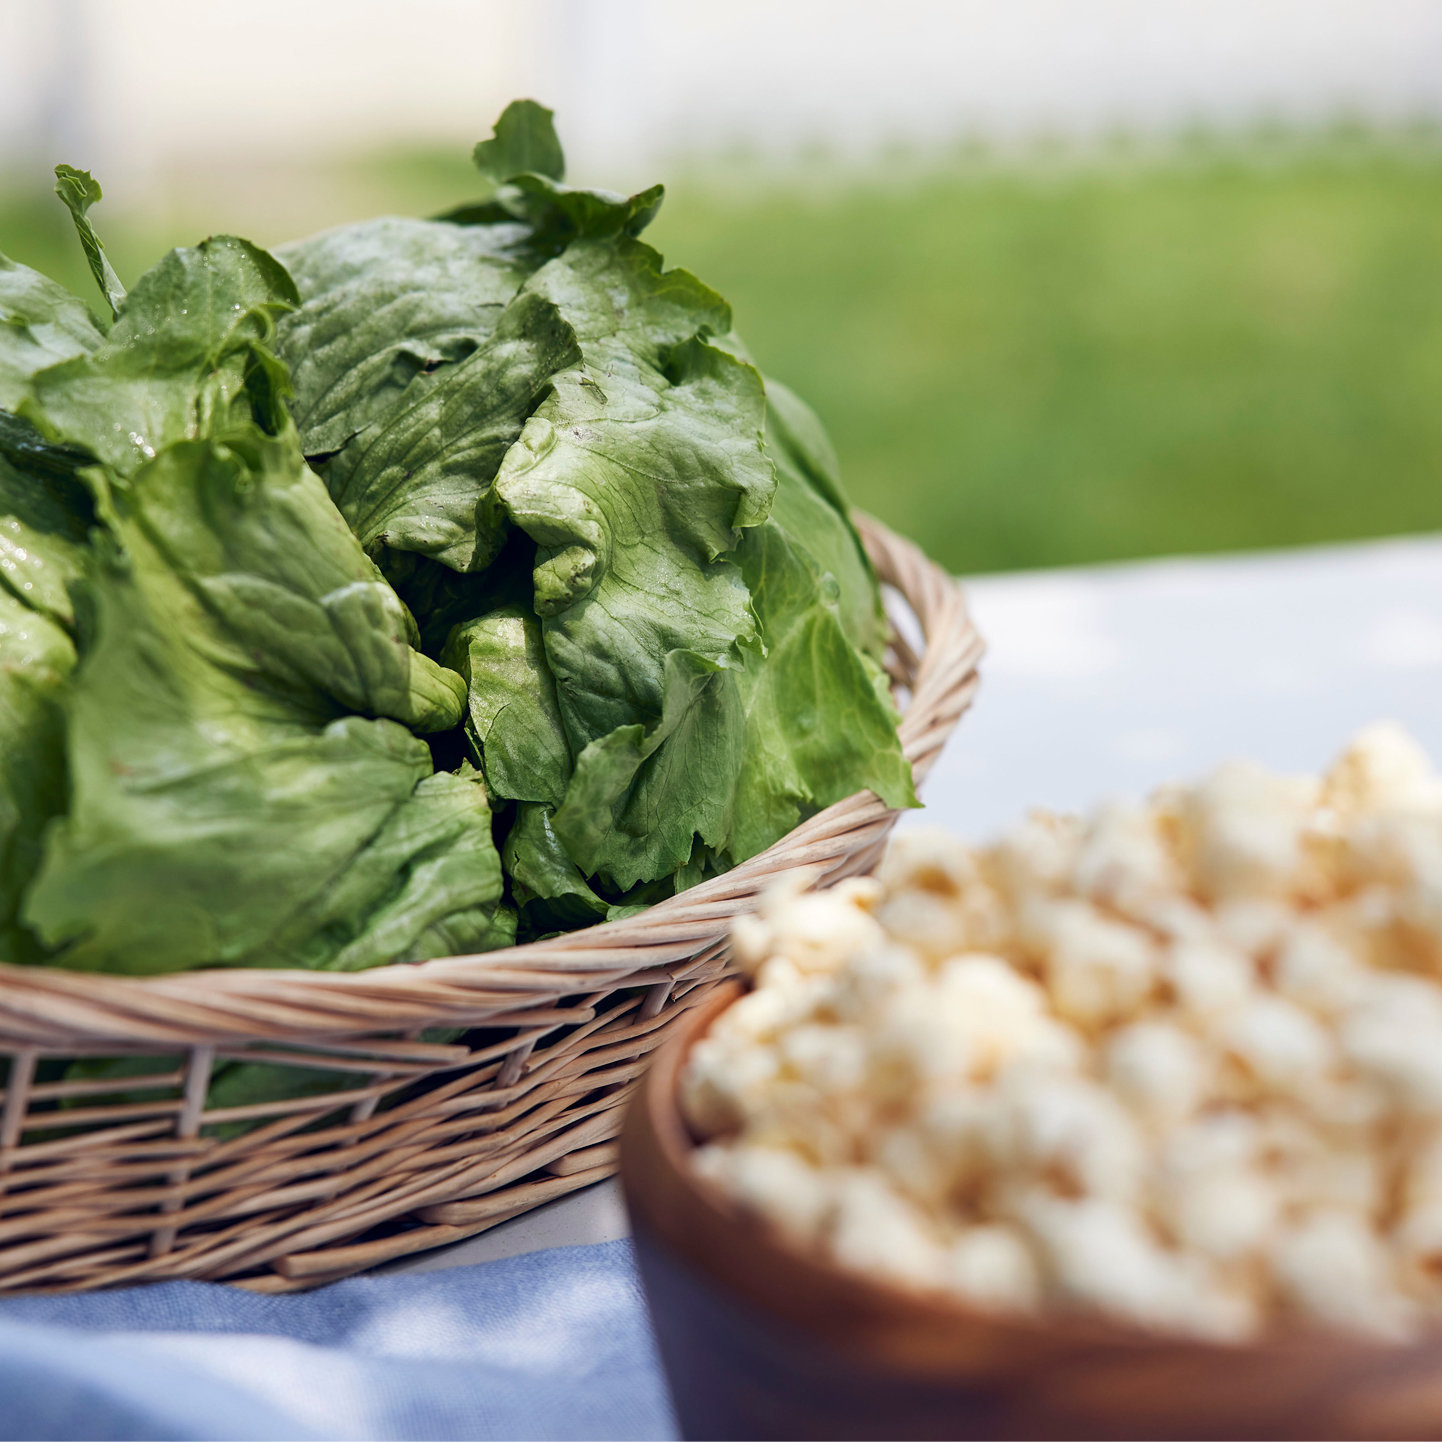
[875,890,976,964]
[1072,800,1178,916]
[1184,759,1320,901]
[1324,721,1441,816]
[1212,898,1296,958]
[1019,1193,1202,1334]
[828,942,927,1023]
[945,1225,1040,1313]
[737,877,889,977]
[1394,1202,1442,1300]
[681,1035,782,1136]
[687,725,1442,1344]
[1163,936,1255,1022]
[1105,1022,1207,1128]
[1272,921,1367,1017]
[1028,900,1156,1029]
[1217,995,1334,1100]
[825,1170,946,1289]
[879,829,980,898]
[986,1072,1146,1203]
[780,1022,870,1095]
[992,811,1084,897]
[694,1143,831,1244]
[1269,1210,1415,1342]
[1339,975,1442,1116]
[1153,1161,1279,1262]
[1402,1129,1442,1209]
[875,1088,994,1207]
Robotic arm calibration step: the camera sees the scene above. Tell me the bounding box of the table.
[8,535,1442,1441]
[389,531,1442,1278]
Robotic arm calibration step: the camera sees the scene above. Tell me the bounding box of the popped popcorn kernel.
[1020,1193,1200,1334]
[1184,759,1320,901]
[1163,936,1255,1022]
[1029,900,1156,1029]
[1324,721,1440,816]
[944,1224,1040,1314]
[1394,1202,1442,1300]
[1153,1160,1279,1262]
[695,1143,831,1244]
[826,1170,946,1289]
[1106,1022,1208,1129]
[686,724,1442,1344]
[1072,800,1179,915]
[1272,921,1367,1017]
[760,888,889,975]
[1216,995,1334,1101]
[1270,1210,1415,1342]
[880,827,980,898]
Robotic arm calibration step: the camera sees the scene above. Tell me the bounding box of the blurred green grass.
[5,136,1442,575]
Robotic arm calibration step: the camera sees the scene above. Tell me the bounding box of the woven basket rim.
[0,512,981,1044]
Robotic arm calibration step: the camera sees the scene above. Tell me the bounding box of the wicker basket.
[0,514,980,1294]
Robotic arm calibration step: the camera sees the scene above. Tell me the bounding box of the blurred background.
[4,0,1442,575]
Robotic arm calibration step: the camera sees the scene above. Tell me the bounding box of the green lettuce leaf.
[724,514,917,863]
[442,600,571,808]
[503,801,608,935]
[472,99,566,187]
[320,288,579,572]
[444,100,664,246]
[20,236,299,474]
[543,476,916,889]
[276,217,537,458]
[53,165,126,320]
[0,441,92,963]
[552,645,744,889]
[86,428,464,731]
[764,376,887,660]
[0,452,92,630]
[496,238,773,751]
[0,251,104,410]
[22,430,498,974]
[0,588,73,963]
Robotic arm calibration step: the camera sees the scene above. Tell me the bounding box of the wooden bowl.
[620,985,1442,1441]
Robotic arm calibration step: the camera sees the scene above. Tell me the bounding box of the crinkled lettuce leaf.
[0,100,916,980]
[545,491,916,890]
[496,239,773,752]
[725,514,917,862]
[276,217,537,458]
[22,430,499,973]
[320,288,579,572]
[447,99,664,247]
[0,588,73,963]
[763,376,888,660]
[504,801,609,935]
[471,99,566,189]
[0,251,104,410]
[552,645,743,889]
[0,452,92,630]
[443,600,570,808]
[78,428,465,731]
[19,235,298,474]
[0,438,91,963]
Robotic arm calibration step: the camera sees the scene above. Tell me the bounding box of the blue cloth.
[0,1238,676,1441]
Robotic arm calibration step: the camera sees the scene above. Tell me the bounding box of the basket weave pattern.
[0,515,981,1293]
